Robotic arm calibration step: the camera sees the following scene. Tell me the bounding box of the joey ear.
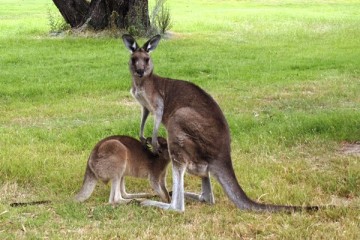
[142,34,161,53]
[157,137,168,148]
[122,34,139,53]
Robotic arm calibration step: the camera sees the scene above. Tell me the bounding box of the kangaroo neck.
[132,76,145,88]
[132,71,154,88]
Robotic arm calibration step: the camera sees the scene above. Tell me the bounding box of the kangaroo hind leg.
[109,176,131,205]
[141,144,187,211]
[141,162,186,211]
[184,174,215,204]
[120,177,154,199]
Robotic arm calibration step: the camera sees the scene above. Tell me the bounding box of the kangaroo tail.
[74,164,98,202]
[212,161,319,213]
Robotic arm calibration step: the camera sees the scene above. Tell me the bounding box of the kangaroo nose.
[136,69,145,77]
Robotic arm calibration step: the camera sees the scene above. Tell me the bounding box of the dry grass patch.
[340,142,360,156]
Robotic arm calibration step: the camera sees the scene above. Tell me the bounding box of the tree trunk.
[126,0,150,30]
[52,0,150,31]
[52,0,90,28]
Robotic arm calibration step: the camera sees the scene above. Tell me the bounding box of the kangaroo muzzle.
[136,69,145,77]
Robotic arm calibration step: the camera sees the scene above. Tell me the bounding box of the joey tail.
[213,161,319,213]
[74,164,98,202]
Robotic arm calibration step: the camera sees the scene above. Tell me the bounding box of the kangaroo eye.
[144,58,150,64]
[131,58,137,65]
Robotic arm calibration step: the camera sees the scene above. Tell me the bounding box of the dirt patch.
[339,142,360,156]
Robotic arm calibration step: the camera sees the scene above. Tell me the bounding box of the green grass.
[1,0,360,239]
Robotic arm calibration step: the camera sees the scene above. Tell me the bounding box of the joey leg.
[150,175,171,203]
[120,177,154,199]
[110,177,131,205]
[141,161,186,211]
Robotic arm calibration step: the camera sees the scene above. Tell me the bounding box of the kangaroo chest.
[131,86,153,112]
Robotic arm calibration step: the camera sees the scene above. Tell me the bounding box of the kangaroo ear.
[122,34,139,53]
[143,35,161,53]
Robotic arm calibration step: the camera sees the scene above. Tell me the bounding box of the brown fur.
[74,136,171,204]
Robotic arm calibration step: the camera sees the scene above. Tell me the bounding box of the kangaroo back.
[89,139,128,181]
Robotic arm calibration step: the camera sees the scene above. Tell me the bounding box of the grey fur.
[122,35,320,212]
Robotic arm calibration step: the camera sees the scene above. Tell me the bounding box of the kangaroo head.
[122,34,161,78]
[145,136,170,160]
[157,137,170,161]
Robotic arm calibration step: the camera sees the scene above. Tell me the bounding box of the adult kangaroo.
[74,136,171,204]
[122,34,320,212]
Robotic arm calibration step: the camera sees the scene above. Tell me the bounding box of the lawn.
[0,0,359,239]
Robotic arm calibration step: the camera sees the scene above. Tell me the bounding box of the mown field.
[0,0,359,239]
